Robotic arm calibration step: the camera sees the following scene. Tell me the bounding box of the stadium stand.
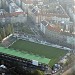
[0,47,50,71]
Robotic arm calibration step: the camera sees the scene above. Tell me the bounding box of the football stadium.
[0,37,68,74]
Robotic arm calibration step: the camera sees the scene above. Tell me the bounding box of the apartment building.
[40,20,75,48]
[28,3,70,24]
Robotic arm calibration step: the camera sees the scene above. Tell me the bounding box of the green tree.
[1,27,6,38]
[0,34,2,41]
[11,24,14,34]
[5,24,12,36]
[32,70,44,75]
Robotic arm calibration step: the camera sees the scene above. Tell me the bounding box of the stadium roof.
[0,47,50,64]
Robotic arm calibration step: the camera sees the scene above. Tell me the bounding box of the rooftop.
[41,20,48,26]
[0,12,26,18]
[9,3,23,13]
[21,0,33,4]
[47,24,61,32]
[29,4,69,18]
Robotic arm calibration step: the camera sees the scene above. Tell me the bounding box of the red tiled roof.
[47,24,61,32]
[34,12,69,18]
[10,12,25,16]
[0,12,26,18]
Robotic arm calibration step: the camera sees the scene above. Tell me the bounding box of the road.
[62,68,72,75]
[53,61,75,75]
[27,16,45,41]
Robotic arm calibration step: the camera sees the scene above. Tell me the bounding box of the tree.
[32,70,44,75]
[11,24,14,34]
[5,24,12,36]
[1,27,6,38]
[0,34,2,41]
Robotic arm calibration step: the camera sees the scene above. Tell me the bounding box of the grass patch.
[9,39,68,66]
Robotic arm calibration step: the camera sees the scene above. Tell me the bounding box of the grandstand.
[0,47,50,71]
[0,47,50,64]
[2,34,17,47]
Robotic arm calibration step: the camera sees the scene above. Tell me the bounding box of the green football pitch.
[9,39,68,66]
[0,47,50,64]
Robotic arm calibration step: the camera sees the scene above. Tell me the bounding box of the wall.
[0,0,1,8]
[11,14,27,23]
